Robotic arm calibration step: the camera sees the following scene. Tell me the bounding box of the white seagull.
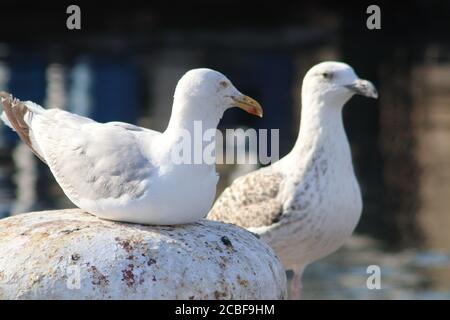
[0,68,263,225]
[208,62,378,298]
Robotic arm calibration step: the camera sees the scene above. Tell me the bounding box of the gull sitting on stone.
[0,68,263,225]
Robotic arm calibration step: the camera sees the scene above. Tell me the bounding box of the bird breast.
[271,144,362,267]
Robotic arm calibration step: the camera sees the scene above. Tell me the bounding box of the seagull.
[0,68,263,225]
[208,62,378,298]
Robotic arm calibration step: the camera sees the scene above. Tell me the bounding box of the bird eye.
[322,72,333,80]
[219,81,229,88]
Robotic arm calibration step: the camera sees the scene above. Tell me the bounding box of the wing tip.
[0,91,10,98]
[0,91,22,111]
[0,91,47,163]
[0,91,11,105]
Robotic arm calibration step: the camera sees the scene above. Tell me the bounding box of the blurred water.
[301,236,450,299]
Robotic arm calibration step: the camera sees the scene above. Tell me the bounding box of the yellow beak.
[232,95,263,118]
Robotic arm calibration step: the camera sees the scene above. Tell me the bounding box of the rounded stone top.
[0,209,286,299]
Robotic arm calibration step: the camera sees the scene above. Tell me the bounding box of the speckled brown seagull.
[208,62,378,298]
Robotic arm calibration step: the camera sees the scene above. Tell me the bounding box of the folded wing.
[0,92,158,204]
[208,166,284,228]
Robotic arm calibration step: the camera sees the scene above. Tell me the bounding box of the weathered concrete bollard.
[0,209,287,299]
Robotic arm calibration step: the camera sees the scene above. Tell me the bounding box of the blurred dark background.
[0,0,449,299]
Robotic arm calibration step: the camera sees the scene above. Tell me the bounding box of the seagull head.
[302,62,378,107]
[174,68,263,118]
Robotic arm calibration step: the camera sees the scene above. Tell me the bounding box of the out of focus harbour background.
[0,0,450,299]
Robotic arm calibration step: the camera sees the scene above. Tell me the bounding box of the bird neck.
[289,94,351,164]
[165,98,222,134]
[162,98,222,168]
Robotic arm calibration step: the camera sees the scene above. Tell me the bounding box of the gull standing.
[208,62,378,298]
[0,68,263,225]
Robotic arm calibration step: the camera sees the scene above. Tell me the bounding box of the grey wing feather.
[106,122,159,135]
[208,166,284,228]
[32,113,157,203]
[1,91,158,204]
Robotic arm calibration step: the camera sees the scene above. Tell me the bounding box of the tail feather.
[0,91,47,163]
